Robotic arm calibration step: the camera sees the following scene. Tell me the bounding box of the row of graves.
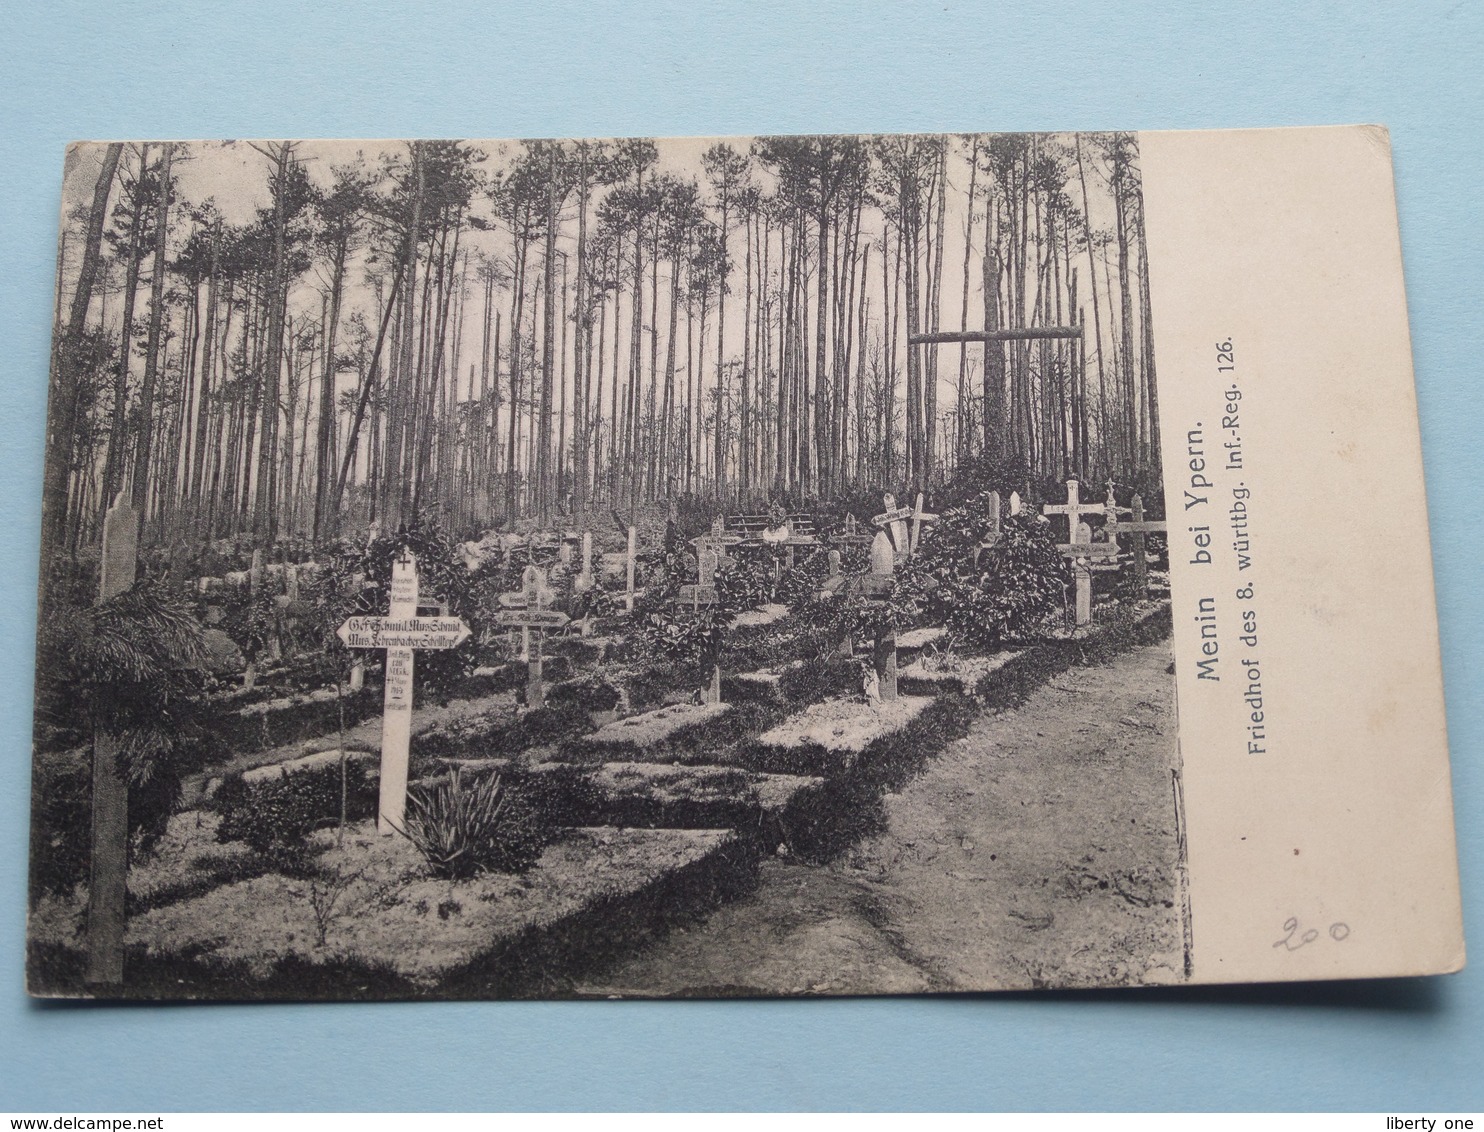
[42,480,1172,999]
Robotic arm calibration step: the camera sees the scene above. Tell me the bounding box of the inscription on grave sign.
[336,615,471,650]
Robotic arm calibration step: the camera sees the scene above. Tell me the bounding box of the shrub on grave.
[898,497,1071,648]
[214,761,378,860]
[31,578,215,900]
[774,548,831,611]
[401,769,553,879]
[713,557,771,613]
[637,558,766,681]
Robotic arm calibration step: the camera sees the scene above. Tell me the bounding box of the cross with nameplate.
[1042,479,1107,544]
[496,565,568,707]
[872,493,914,562]
[334,551,473,834]
[1058,521,1120,627]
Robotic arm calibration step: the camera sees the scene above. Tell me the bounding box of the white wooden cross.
[495,565,569,708]
[908,492,938,557]
[872,492,914,562]
[1042,479,1107,544]
[334,551,473,834]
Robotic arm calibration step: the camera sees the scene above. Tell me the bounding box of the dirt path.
[577,640,1187,996]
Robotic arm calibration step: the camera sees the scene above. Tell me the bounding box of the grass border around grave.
[26,825,761,1002]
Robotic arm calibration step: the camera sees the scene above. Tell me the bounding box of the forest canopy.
[41,132,1161,564]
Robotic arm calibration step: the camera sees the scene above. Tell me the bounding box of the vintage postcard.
[26,126,1464,999]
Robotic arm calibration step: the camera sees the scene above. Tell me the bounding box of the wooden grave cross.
[840,529,900,702]
[571,532,598,636]
[1042,479,1107,544]
[1107,493,1167,599]
[494,565,569,709]
[692,518,741,573]
[1058,520,1120,627]
[908,492,939,557]
[624,525,638,612]
[674,544,725,703]
[871,492,914,563]
[974,490,1004,567]
[335,551,473,834]
[782,516,818,568]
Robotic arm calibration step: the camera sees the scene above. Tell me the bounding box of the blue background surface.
[1,0,1480,1111]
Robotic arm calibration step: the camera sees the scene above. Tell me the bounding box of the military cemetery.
[30,131,1182,999]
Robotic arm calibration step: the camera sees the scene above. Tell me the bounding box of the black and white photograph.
[30,131,1184,999]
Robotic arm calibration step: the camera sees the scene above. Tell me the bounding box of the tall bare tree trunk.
[41,142,122,571]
